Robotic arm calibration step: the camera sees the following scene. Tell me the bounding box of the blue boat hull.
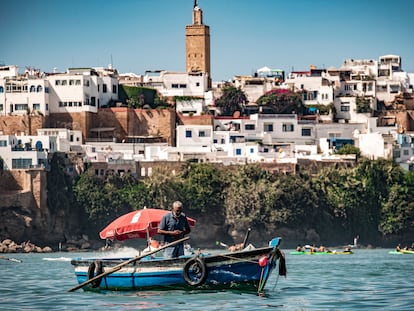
[71,237,284,293]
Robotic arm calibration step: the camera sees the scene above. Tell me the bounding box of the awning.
[89,127,115,132]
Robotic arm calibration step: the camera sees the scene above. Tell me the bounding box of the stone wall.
[31,108,177,144]
[0,114,46,135]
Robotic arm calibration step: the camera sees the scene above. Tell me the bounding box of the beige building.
[185,1,211,88]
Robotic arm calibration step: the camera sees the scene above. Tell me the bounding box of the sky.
[1,0,414,82]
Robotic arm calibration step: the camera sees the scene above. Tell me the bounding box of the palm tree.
[215,86,248,116]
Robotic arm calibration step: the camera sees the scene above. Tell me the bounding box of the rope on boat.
[257,267,265,295]
[216,253,258,264]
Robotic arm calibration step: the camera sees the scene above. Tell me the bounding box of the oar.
[242,228,251,248]
[68,236,189,292]
[0,255,22,263]
[215,241,229,248]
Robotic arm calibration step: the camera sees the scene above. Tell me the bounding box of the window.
[282,123,294,132]
[15,104,28,111]
[185,130,192,138]
[75,80,81,85]
[250,148,254,154]
[36,85,42,92]
[30,85,36,92]
[0,140,7,146]
[341,104,350,112]
[103,84,107,93]
[236,148,242,155]
[196,82,200,87]
[12,158,32,169]
[33,103,40,111]
[302,128,312,136]
[61,80,67,86]
[0,86,3,93]
[0,104,3,111]
[199,131,206,137]
[172,84,179,88]
[245,124,255,130]
[264,123,273,132]
[69,80,75,86]
[112,85,117,93]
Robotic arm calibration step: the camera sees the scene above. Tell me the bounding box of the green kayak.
[290,251,353,255]
[389,250,414,255]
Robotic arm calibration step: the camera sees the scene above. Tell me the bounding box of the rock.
[2,239,12,246]
[80,242,91,249]
[42,246,52,253]
[6,244,17,253]
[0,244,7,253]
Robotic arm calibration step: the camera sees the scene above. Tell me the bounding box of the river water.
[1,248,413,310]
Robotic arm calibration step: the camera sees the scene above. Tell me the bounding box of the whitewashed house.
[0,66,50,116]
[47,67,119,113]
[0,134,56,170]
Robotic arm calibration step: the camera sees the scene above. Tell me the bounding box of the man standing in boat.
[158,201,191,258]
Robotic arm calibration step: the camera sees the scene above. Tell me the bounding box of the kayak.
[389,250,414,255]
[290,251,353,255]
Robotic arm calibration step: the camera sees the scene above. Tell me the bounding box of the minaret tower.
[185,0,211,87]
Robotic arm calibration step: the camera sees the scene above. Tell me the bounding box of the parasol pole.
[67,236,189,292]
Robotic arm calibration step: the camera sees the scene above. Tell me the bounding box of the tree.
[224,165,275,231]
[73,172,135,228]
[179,163,225,213]
[215,86,248,116]
[256,89,305,114]
[335,144,361,159]
[143,166,181,209]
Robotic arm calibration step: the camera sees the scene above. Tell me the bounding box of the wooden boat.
[290,250,353,255]
[69,237,286,294]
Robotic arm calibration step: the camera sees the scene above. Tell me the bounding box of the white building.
[285,68,335,107]
[0,67,50,116]
[47,67,119,113]
[37,128,83,152]
[0,65,119,116]
[0,134,56,170]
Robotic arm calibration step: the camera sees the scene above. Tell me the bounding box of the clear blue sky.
[1,0,413,82]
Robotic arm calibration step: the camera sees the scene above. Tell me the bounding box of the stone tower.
[185,0,211,87]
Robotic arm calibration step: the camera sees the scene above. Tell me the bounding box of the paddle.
[0,255,22,263]
[67,236,190,292]
[215,241,229,248]
[242,228,251,248]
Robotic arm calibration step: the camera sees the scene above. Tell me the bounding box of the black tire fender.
[87,260,104,288]
[183,257,208,286]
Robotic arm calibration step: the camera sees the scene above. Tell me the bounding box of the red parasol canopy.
[99,207,196,241]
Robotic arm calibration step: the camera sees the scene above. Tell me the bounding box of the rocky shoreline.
[0,239,52,253]
[0,235,102,253]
